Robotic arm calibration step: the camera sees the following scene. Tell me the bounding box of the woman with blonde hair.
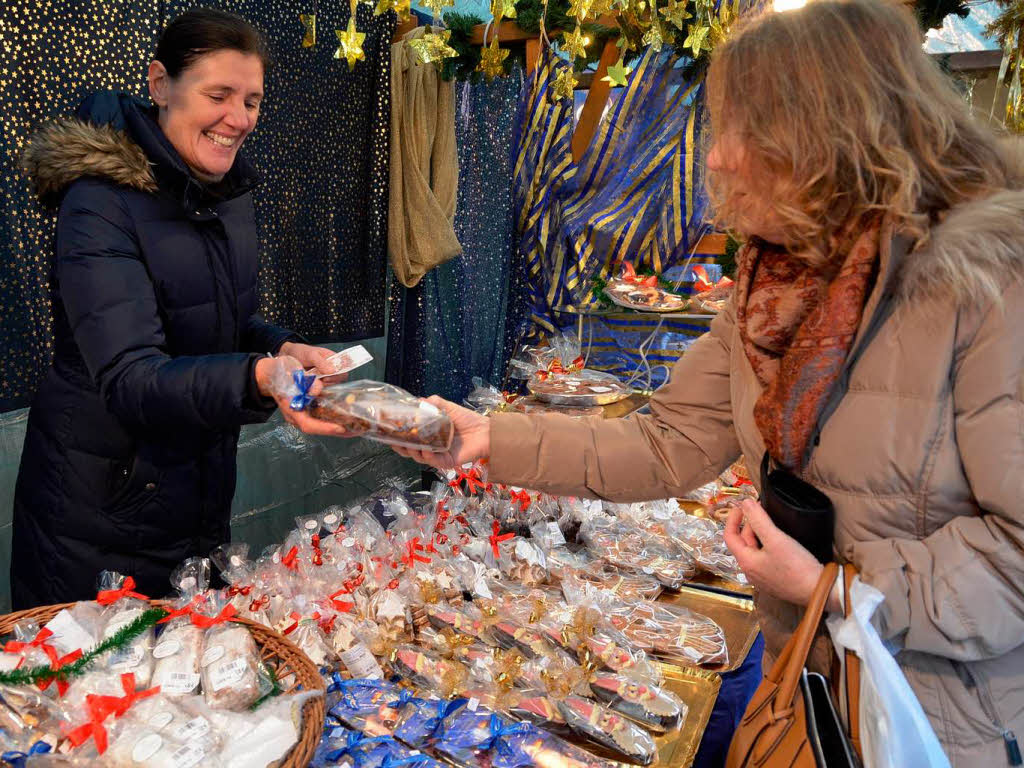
[393,0,1024,761]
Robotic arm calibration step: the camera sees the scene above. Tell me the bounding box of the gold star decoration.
[551,68,577,102]
[299,13,316,47]
[642,20,663,51]
[568,0,594,22]
[375,0,412,20]
[334,19,366,71]
[477,37,509,80]
[561,24,590,58]
[601,56,631,87]
[421,0,456,17]
[683,22,710,57]
[659,0,692,31]
[407,29,459,65]
[490,0,516,21]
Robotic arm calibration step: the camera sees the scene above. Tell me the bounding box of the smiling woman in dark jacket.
[13,8,345,608]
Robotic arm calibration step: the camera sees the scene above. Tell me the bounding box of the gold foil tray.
[571,663,721,768]
[685,571,755,599]
[659,586,760,674]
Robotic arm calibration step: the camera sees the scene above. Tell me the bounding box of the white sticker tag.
[153,639,182,659]
[342,537,356,548]
[174,716,212,741]
[324,513,339,526]
[161,671,201,695]
[211,658,248,692]
[149,712,174,730]
[132,733,163,762]
[325,344,373,375]
[467,697,480,712]
[340,643,384,680]
[304,520,319,531]
[170,742,205,768]
[201,645,225,667]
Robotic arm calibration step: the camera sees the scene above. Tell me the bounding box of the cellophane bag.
[152,559,209,697]
[194,600,266,711]
[95,571,155,689]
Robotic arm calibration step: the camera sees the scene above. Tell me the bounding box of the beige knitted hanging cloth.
[388,26,462,288]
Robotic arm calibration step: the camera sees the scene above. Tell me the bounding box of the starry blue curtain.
[0,0,394,411]
[387,71,528,402]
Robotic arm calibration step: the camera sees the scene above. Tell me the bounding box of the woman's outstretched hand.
[391,396,491,470]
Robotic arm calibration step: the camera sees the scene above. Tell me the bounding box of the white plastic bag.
[826,577,950,768]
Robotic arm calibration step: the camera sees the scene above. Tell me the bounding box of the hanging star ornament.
[334,19,366,70]
[568,0,594,22]
[407,29,459,65]
[683,21,710,57]
[478,37,509,80]
[659,0,692,31]
[601,56,631,86]
[642,20,663,51]
[375,0,411,20]
[299,13,316,47]
[561,24,590,58]
[551,68,577,102]
[490,0,516,21]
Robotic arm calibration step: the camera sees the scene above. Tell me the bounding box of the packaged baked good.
[95,572,155,689]
[0,684,69,753]
[193,604,264,711]
[664,514,747,585]
[557,696,657,765]
[565,562,663,602]
[274,364,454,452]
[605,600,728,667]
[393,696,468,749]
[605,262,687,312]
[464,378,528,416]
[580,518,696,588]
[152,559,208,698]
[511,334,629,407]
[587,672,685,733]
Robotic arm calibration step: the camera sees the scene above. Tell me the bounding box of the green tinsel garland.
[0,607,168,689]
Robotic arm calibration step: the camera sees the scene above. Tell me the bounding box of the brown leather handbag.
[726,563,862,768]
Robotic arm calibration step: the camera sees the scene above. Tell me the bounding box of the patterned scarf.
[735,217,883,471]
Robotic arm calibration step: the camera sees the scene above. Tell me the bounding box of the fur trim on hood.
[22,118,157,205]
[898,188,1024,308]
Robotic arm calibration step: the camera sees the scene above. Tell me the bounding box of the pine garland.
[0,607,167,689]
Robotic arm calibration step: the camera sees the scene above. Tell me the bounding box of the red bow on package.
[620,261,659,288]
[489,520,514,560]
[249,595,270,613]
[4,627,60,667]
[449,467,486,496]
[311,535,324,567]
[37,647,83,697]
[509,489,532,513]
[281,546,300,572]
[327,588,355,613]
[282,611,302,636]
[402,537,432,567]
[692,265,735,294]
[96,577,149,606]
[190,604,237,630]
[158,594,205,625]
[65,674,159,754]
[313,612,337,635]
[535,356,585,382]
[226,584,253,598]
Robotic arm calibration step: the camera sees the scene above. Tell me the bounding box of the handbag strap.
[767,563,840,711]
[841,564,864,761]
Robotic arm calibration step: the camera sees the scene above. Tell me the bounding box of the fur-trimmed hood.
[22,91,258,210]
[900,188,1024,308]
[23,118,158,205]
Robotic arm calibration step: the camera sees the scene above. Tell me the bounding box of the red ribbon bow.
[489,521,514,559]
[5,627,60,667]
[281,546,300,572]
[402,537,432,567]
[436,499,450,524]
[328,588,355,613]
[449,467,486,496]
[509,489,532,512]
[621,261,659,288]
[282,611,301,636]
[226,584,253,598]
[65,674,159,754]
[249,595,270,613]
[692,265,734,294]
[158,594,205,625]
[311,535,324,567]
[96,577,149,606]
[190,604,237,629]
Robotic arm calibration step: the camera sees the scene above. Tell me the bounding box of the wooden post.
[525,38,542,74]
[571,38,619,162]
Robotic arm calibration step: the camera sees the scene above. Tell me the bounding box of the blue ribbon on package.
[387,689,424,711]
[324,729,392,764]
[481,714,532,760]
[381,753,436,768]
[2,742,52,768]
[423,699,467,738]
[290,369,316,411]
[329,677,392,712]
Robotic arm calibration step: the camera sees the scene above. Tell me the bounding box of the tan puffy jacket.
[489,191,1024,766]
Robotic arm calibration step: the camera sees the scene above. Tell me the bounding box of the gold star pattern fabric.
[300,13,316,47]
[407,28,458,65]
[0,0,396,411]
[478,38,509,80]
[335,19,366,70]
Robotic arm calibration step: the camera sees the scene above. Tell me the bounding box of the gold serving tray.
[685,571,755,599]
[571,663,721,768]
[658,586,760,674]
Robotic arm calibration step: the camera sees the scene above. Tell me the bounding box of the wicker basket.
[0,600,325,768]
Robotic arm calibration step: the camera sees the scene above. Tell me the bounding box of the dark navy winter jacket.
[12,92,297,607]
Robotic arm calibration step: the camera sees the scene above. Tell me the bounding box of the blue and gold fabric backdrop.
[0,0,394,412]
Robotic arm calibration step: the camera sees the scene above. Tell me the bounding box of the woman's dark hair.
[155,8,272,78]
